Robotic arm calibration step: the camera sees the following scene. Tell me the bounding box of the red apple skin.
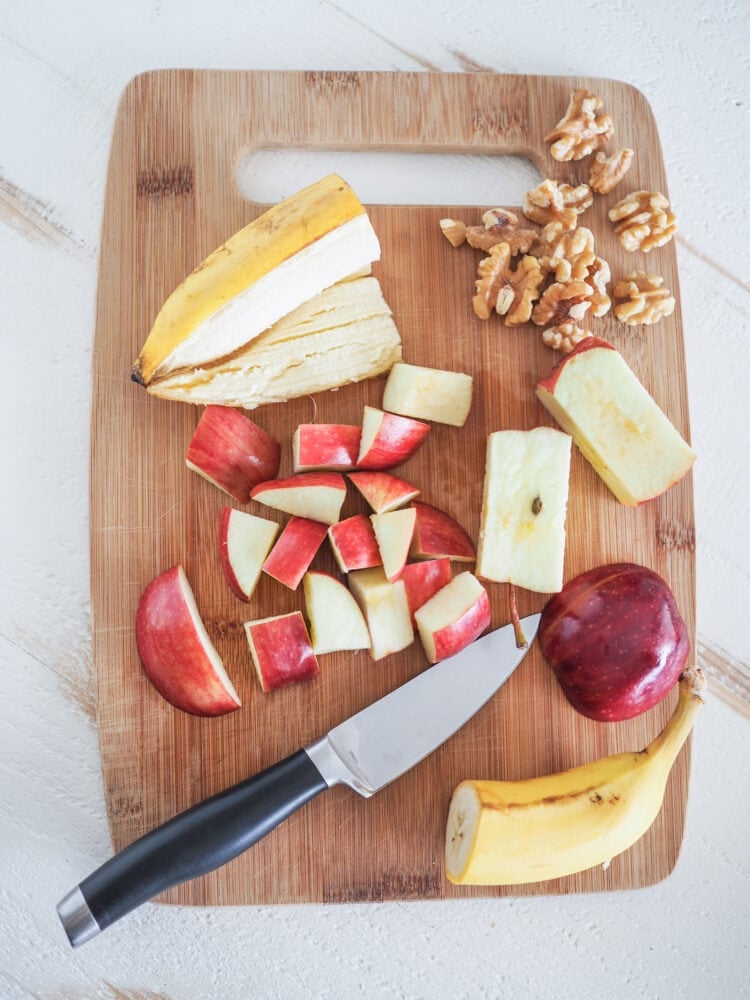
[410,501,476,562]
[536,336,615,395]
[328,514,382,571]
[347,471,420,513]
[186,405,280,503]
[430,590,491,662]
[218,506,247,602]
[539,562,690,722]
[135,565,241,716]
[250,471,346,500]
[356,411,430,470]
[245,612,319,692]
[399,558,452,623]
[262,516,328,590]
[294,424,362,471]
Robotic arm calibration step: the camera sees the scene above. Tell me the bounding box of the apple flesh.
[218,506,280,601]
[293,423,362,472]
[414,571,491,664]
[348,567,414,661]
[135,565,241,716]
[328,514,382,572]
[244,611,320,692]
[539,562,690,721]
[250,471,346,525]
[356,406,430,470]
[399,557,452,624]
[185,405,280,503]
[410,501,475,562]
[347,470,420,513]
[536,337,696,506]
[371,507,417,581]
[303,571,371,655]
[382,362,474,427]
[262,516,328,590]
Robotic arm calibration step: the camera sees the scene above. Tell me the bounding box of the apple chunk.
[356,406,430,470]
[382,362,474,427]
[371,507,417,581]
[476,427,572,594]
[414,572,491,664]
[250,472,346,525]
[244,611,320,692]
[328,514,382,573]
[400,558,452,624]
[410,501,475,562]
[347,470,420,513]
[536,337,696,506]
[185,405,280,503]
[303,571,371,655]
[348,567,414,661]
[262,516,328,590]
[135,565,241,716]
[293,423,362,472]
[218,506,280,601]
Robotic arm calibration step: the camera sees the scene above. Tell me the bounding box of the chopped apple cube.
[262,516,328,590]
[244,612,319,692]
[382,362,473,426]
[371,507,417,581]
[328,514,382,572]
[303,571,371,655]
[414,572,491,664]
[348,567,414,661]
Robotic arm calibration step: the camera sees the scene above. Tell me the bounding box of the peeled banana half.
[132,174,402,406]
[445,667,705,885]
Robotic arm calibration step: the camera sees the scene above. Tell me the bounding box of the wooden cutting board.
[91,70,695,904]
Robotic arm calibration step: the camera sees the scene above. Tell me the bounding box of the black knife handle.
[57,749,328,946]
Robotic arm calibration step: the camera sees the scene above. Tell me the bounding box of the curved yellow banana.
[445,667,705,885]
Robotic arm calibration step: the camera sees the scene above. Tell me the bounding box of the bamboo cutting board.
[91,70,695,904]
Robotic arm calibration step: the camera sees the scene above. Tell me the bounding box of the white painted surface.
[2,1,749,997]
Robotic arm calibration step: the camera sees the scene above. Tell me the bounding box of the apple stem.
[509,584,528,649]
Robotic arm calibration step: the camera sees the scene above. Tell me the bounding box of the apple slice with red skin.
[135,565,241,716]
[414,571,491,664]
[328,514,382,572]
[399,557,452,624]
[250,472,346,525]
[218,506,280,602]
[371,507,417,582]
[410,501,475,562]
[262,516,329,590]
[347,471,420,514]
[186,405,280,503]
[356,406,430,470]
[539,562,690,722]
[303,571,371,655]
[293,423,362,472]
[244,611,320,692]
[348,567,414,661]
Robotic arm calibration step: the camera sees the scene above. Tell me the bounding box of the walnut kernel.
[545,89,615,162]
[439,218,467,247]
[537,224,596,282]
[440,209,537,255]
[589,148,634,194]
[473,243,544,325]
[613,271,676,325]
[523,179,593,231]
[582,255,612,317]
[609,190,677,252]
[542,321,593,354]
[531,280,592,328]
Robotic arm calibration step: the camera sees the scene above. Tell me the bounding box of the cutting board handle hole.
[236,148,542,206]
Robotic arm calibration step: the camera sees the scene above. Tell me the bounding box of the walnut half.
[542,321,593,354]
[609,190,677,252]
[523,179,593,231]
[441,209,537,255]
[545,88,614,162]
[473,243,544,325]
[613,271,676,325]
[589,148,634,194]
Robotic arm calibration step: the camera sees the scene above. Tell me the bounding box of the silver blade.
[305,614,540,797]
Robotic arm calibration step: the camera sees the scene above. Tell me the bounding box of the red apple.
[293,423,362,472]
[328,514,382,572]
[250,472,346,525]
[135,565,241,716]
[347,471,421,513]
[185,405,280,503]
[539,562,690,721]
[303,571,370,654]
[244,611,320,692]
[410,501,475,562]
[262,516,328,590]
[218,506,280,602]
[356,406,430,470]
[399,558,452,624]
[371,507,417,581]
[414,571,491,664]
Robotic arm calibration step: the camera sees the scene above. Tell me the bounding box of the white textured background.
[2,2,749,997]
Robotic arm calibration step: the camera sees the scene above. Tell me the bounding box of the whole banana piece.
[445,667,705,885]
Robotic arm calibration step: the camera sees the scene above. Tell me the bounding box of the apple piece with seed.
[328,514,382,573]
[218,506,279,602]
[262,516,328,590]
[186,405,280,503]
[347,470,421,513]
[250,472,347,525]
[356,406,430,470]
[293,423,362,472]
[410,501,475,562]
[303,571,371,655]
[414,572,491,664]
[244,611,320,692]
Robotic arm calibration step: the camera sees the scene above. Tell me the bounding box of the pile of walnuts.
[441,88,677,352]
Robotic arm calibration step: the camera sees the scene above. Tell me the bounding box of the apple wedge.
[410,501,475,562]
[250,472,346,525]
[476,427,572,594]
[414,572,491,664]
[244,611,320,692]
[347,471,420,513]
[328,514,382,573]
[218,506,280,602]
[348,567,414,661]
[135,565,241,716]
[293,423,362,472]
[536,337,696,505]
[370,507,417,581]
[262,516,329,590]
[303,571,371,655]
[382,362,474,427]
[185,405,281,503]
[356,406,430,470]
[400,558,452,624]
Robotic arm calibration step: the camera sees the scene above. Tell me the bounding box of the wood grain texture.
[91,70,695,906]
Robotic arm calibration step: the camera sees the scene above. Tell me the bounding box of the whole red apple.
[539,562,689,722]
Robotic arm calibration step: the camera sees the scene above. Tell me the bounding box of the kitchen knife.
[57,613,539,946]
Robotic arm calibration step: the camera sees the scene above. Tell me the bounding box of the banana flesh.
[445,667,705,885]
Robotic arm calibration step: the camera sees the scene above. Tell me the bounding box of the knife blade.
[57,613,539,946]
